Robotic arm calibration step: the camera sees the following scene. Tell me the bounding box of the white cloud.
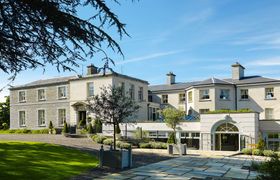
[246,57,280,66]
[116,50,185,65]
[183,8,213,24]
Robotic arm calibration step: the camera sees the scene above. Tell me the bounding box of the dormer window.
[19,91,26,102]
[265,88,274,99]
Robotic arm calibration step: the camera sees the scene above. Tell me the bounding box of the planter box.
[168,144,187,155]
[99,146,132,169]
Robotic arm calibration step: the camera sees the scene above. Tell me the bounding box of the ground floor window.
[58,109,66,126]
[19,111,26,127]
[38,110,46,126]
[268,141,280,151]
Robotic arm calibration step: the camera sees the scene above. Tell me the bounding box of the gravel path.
[0,134,174,179]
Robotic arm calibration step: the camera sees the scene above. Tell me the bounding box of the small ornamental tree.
[162,108,185,144]
[88,85,140,150]
[48,121,54,134]
[94,118,103,133]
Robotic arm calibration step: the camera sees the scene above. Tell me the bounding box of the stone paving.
[100,155,265,180]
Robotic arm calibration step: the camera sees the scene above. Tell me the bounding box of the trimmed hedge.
[92,135,107,144]
[242,148,252,155]
[263,150,276,157]
[103,138,114,145]
[139,142,167,149]
[0,129,49,134]
[252,149,263,156]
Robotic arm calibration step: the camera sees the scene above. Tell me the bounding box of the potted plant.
[48,121,55,134]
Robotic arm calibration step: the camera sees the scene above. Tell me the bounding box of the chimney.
[166,72,176,85]
[87,64,98,75]
[231,62,245,80]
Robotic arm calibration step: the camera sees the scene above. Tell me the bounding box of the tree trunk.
[113,122,116,150]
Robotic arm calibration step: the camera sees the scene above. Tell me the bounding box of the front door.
[78,111,87,128]
[215,133,239,151]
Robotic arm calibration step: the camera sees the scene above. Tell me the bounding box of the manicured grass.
[0,141,98,180]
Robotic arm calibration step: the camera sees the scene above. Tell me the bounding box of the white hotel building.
[10,63,280,151]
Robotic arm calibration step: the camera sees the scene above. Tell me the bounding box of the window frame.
[265,87,274,99]
[18,90,26,103]
[37,88,46,101]
[265,108,274,119]
[38,109,46,127]
[138,87,144,101]
[220,89,230,100]
[19,110,26,127]
[162,94,168,104]
[57,108,66,127]
[87,82,94,97]
[129,84,135,100]
[200,89,210,100]
[179,93,186,104]
[240,89,249,100]
[57,85,67,99]
[188,91,193,103]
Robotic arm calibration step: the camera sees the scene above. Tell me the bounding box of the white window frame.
[265,88,274,99]
[18,90,26,103]
[220,89,230,100]
[57,108,66,127]
[87,82,94,97]
[240,89,249,100]
[188,91,193,103]
[19,110,26,127]
[179,93,186,104]
[200,89,210,100]
[57,85,67,99]
[162,94,168,104]
[37,88,46,101]
[129,84,135,100]
[37,109,46,126]
[265,108,274,119]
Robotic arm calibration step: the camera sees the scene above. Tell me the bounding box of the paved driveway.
[101,155,266,180]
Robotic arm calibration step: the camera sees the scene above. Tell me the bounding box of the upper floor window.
[138,87,143,101]
[162,94,168,104]
[119,82,125,96]
[265,108,274,119]
[220,89,230,100]
[87,82,94,97]
[148,95,153,102]
[58,109,66,126]
[240,89,249,100]
[19,111,26,127]
[58,86,67,99]
[38,89,46,101]
[129,84,135,100]
[265,88,274,99]
[200,89,210,100]
[18,91,26,102]
[179,93,185,104]
[38,109,46,126]
[188,91,193,103]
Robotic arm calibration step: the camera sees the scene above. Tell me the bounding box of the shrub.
[62,121,69,133]
[31,129,49,134]
[87,123,94,134]
[103,138,114,145]
[252,149,263,156]
[276,151,280,158]
[92,135,107,144]
[94,119,102,133]
[139,142,151,148]
[117,141,131,149]
[167,132,176,144]
[257,155,280,180]
[242,148,252,155]
[48,121,54,129]
[257,136,265,151]
[8,129,16,133]
[150,142,167,149]
[2,123,9,130]
[263,150,275,157]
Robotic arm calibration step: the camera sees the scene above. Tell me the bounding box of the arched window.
[215,123,238,132]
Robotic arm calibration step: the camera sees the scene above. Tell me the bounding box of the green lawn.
[0,141,99,180]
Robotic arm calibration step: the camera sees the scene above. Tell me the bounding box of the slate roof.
[10,72,149,90]
[149,76,280,92]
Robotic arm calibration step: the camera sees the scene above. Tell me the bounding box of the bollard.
[99,145,104,167]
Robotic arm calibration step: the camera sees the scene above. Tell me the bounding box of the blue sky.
[1,0,280,101]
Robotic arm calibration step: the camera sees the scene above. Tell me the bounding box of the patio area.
[101,154,267,180]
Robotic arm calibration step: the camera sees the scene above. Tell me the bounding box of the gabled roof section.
[192,77,233,86]
[224,76,280,85]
